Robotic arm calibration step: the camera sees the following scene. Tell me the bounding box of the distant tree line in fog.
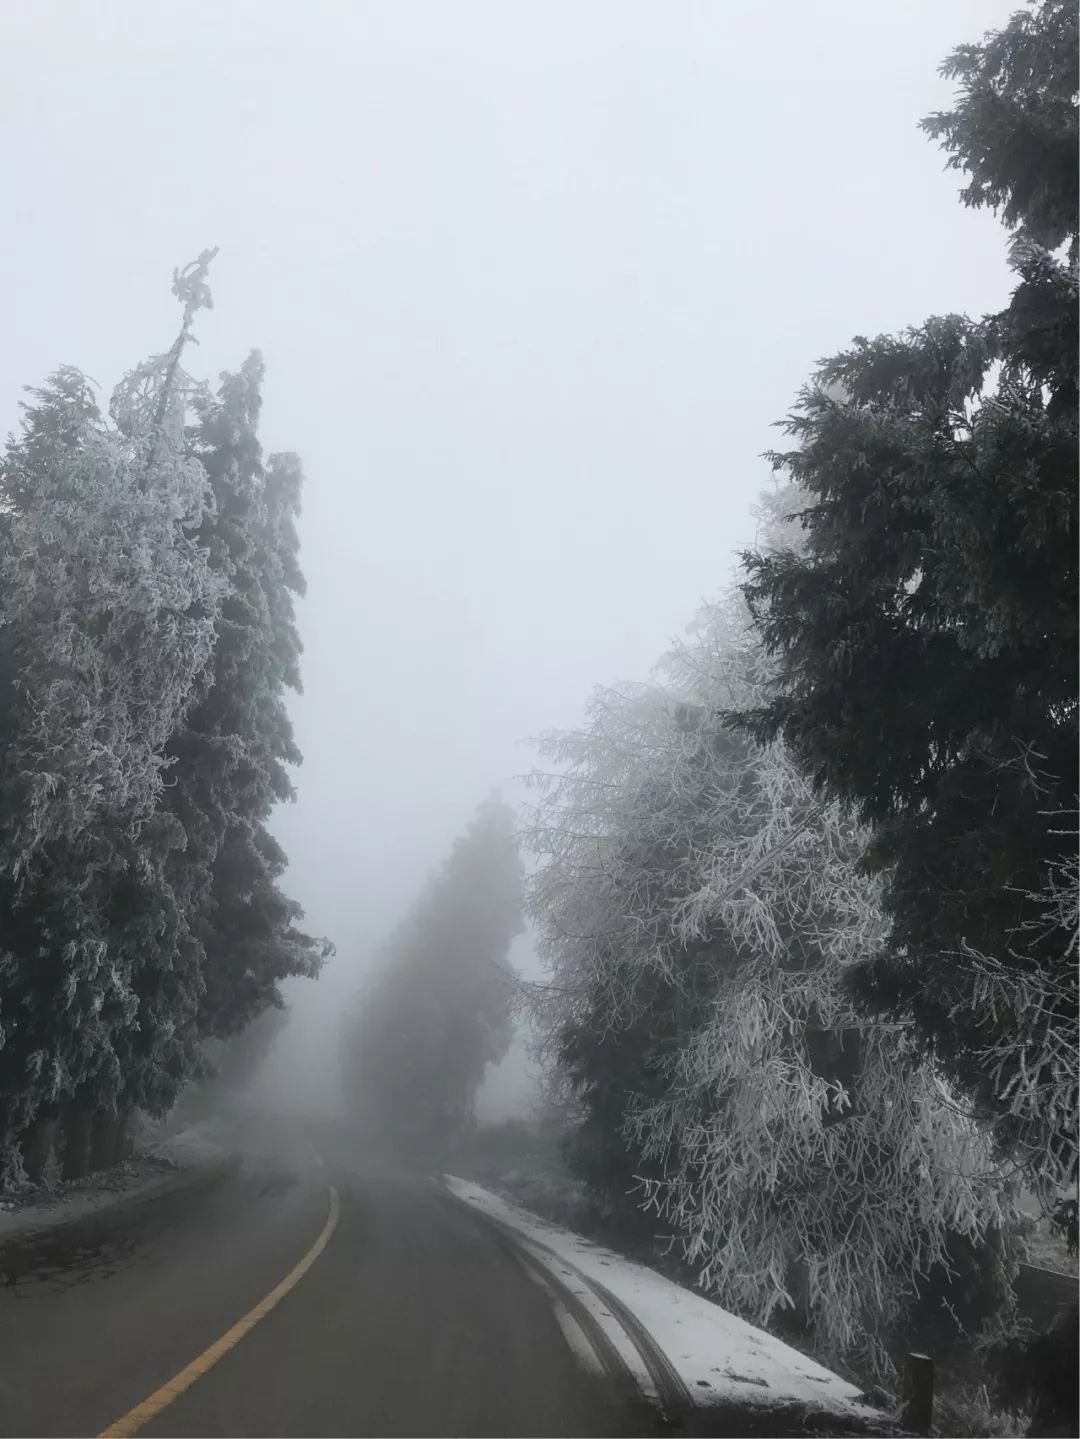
[341,794,523,1162]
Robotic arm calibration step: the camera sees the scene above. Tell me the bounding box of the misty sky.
[2,2,1020,1094]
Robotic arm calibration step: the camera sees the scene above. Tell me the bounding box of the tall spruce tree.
[0,258,328,1186]
[735,0,1078,1207]
[165,355,328,1050]
[345,797,524,1158]
[526,573,1015,1374]
[0,257,224,1183]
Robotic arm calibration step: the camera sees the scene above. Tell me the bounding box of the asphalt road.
[0,1122,656,1438]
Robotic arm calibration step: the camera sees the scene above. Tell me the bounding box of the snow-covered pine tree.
[0,255,224,1184]
[163,355,328,1054]
[525,516,1018,1375]
[735,0,1078,1212]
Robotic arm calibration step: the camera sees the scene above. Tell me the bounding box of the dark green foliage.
[734,0,1078,1191]
[899,1224,1021,1368]
[992,1303,1079,1438]
[921,0,1077,251]
[556,962,678,1242]
[344,797,524,1158]
[165,356,329,1050]
[1048,1196,1078,1255]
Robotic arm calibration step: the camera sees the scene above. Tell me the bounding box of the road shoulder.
[0,1121,233,1253]
[443,1175,899,1437]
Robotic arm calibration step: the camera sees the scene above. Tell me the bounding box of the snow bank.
[446,1175,883,1424]
[147,1119,229,1169]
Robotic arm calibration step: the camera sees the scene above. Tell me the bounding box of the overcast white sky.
[1,1,1019,1092]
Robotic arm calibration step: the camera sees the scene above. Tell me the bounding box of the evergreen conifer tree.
[0,256,223,1182]
[735,0,1078,1203]
[345,797,523,1157]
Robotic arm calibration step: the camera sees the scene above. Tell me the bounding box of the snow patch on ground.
[446,1175,883,1424]
[148,1118,229,1168]
[0,1120,229,1246]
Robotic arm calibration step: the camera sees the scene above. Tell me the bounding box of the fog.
[1,0,1018,1121]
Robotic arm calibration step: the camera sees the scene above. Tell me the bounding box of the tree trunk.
[89,1110,120,1173]
[116,1106,135,1163]
[18,1105,60,1185]
[61,1103,93,1181]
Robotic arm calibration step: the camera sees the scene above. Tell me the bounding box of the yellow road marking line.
[98,1185,340,1439]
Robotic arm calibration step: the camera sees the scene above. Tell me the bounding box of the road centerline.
[97,1184,340,1439]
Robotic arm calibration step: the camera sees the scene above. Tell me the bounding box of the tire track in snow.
[437,1181,690,1423]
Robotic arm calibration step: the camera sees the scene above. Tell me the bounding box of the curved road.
[0,1122,657,1438]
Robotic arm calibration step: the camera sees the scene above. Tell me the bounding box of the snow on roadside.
[0,1121,230,1246]
[445,1175,883,1424]
[148,1117,229,1168]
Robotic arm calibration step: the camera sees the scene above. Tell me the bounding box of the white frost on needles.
[445,1175,883,1423]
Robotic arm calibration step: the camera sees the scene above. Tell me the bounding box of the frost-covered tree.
[164,354,329,1048]
[526,510,1017,1373]
[344,796,524,1158]
[735,0,1078,1207]
[0,255,328,1187]
[0,255,224,1183]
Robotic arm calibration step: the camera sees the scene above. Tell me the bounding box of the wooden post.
[900,1352,934,1436]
